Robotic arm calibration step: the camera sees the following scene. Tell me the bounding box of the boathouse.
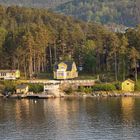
[53,61,78,80]
[16,84,29,94]
[122,79,135,92]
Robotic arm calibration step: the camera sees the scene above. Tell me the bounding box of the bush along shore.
[64,83,140,97]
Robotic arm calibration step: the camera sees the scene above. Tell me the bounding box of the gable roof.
[124,79,135,83]
[16,84,28,89]
[54,61,75,71]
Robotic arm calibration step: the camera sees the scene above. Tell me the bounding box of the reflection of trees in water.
[44,98,81,122]
[15,99,30,122]
[0,97,140,139]
[15,99,46,126]
[84,98,121,117]
[134,98,140,122]
[0,99,30,122]
[121,97,134,123]
[43,98,85,139]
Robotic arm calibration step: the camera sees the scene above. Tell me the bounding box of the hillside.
[55,0,140,27]
[0,0,71,8]
[0,0,139,27]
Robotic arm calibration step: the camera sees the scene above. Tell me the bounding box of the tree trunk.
[33,50,36,73]
[38,56,41,73]
[135,62,138,82]
[43,47,47,72]
[122,56,125,81]
[54,43,57,63]
[115,52,118,81]
[24,57,27,79]
[29,48,33,79]
[49,45,53,71]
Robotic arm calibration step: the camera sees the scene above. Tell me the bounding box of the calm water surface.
[0,97,140,140]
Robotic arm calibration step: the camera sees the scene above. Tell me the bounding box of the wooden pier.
[26,94,54,99]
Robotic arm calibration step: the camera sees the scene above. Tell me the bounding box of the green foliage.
[0,0,139,26]
[78,86,92,93]
[64,86,74,95]
[3,81,17,93]
[28,84,43,93]
[56,0,139,27]
[76,74,96,80]
[92,84,116,91]
[0,5,139,82]
[114,82,122,90]
[0,0,71,8]
[135,80,140,91]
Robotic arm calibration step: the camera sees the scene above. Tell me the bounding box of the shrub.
[135,82,140,91]
[78,86,92,93]
[114,82,122,90]
[78,86,85,92]
[29,84,43,93]
[84,87,93,93]
[92,84,116,91]
[3,81,17,93]
[64,86,74,95]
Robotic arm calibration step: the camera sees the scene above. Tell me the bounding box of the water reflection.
[0,97,140,140]
[15,100,30,123]
[121,97,135,123]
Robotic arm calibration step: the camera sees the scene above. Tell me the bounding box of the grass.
[35,72,97,80]
[135,79,140,91]
[36,72,53,80]
[76,73,97,80]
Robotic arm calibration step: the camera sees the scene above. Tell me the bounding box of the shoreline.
[1,91,140,99]
[64,91,140,98]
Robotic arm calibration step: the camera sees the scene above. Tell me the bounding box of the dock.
[26,94,54,99]
[8,93,56,99]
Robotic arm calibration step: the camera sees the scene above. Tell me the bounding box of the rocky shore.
[1,91,140,99]
[64,91,140,98]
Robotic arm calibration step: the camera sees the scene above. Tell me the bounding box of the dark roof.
[54,61,75,71]
[16,84,28,89]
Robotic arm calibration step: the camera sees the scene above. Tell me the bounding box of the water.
[0,97,140,140]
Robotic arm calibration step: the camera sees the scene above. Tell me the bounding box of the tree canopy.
[0,5,140,81]
[55,0,140,27]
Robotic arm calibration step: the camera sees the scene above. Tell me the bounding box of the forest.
[0,0,140,27]
[56,0,140,27]
[0,0,71,8]
[0,5,140,81]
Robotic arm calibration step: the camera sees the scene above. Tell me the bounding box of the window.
[127,83,129,85]
[60,66,65,70]
[1,72,6,76]
[58,72,64,76]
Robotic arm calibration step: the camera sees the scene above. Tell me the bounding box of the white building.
[0,70,20,80]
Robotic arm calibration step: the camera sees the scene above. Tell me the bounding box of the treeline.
[0,5,140,81]
[56,0,140,27]
[1,0,140,27]
[0,0,71,8]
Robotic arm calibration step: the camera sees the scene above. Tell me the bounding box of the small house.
[53,61,78,80]
[0,70,20,80]
[16,84,29,94]
[122,79,135,92]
